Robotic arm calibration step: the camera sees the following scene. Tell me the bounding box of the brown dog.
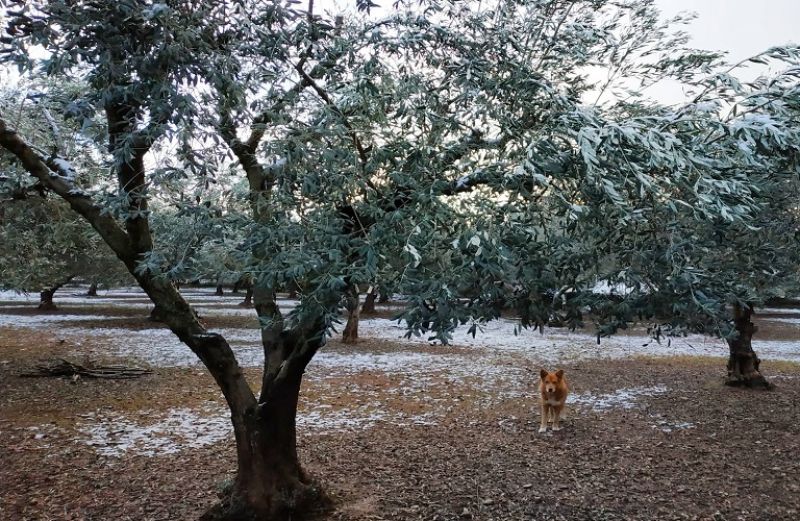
[539,369,568,433]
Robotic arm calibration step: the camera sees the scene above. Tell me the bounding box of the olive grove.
[2,0,799,518]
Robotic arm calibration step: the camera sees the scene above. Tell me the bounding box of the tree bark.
[87,282,98,297]
[38,275,74,311]
[203,359,326,520]
[38,289,58,311]
[726,303,773,389]
[215,284,224,296]
[342,289,360,344]
[149,305,167,322]
[238,287,253,307]
[361,286,377,315]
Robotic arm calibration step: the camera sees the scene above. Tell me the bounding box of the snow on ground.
[650,417,696,433]
[360,317,800,363]
[570,385,668,412]
[761,317,800,325]
[8,382,715,456]
[0,313,127,328]
[72,402,437,458]
[77,406,230,457]
[4,290,800,368]
[758,308,800,315]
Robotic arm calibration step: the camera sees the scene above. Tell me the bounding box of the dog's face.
[540,369,565,395]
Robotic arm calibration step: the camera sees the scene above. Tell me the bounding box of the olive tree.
[569,49,800,388]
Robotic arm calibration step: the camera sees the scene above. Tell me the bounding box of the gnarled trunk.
[38,289,58,311]
[342,290,360,344]
[238,287,253,307]
[86,282,98,297]
[361,286,377,315]
[149,305,167,322]
[726,303,772,389]
[38,275,74,311]
[205,375,324,520]
[215,284,224,296]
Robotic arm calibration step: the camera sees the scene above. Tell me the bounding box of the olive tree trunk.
[201,330,326,520]
[361,286,377,315]
[726,303,773,389]
[38,275,74,311]
[86,282,98,297]
[238,287,253,307]
[342,289,360,344]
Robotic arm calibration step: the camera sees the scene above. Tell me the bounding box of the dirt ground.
[2,305,800,520]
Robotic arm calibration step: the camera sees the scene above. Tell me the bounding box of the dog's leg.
[538,403,549,433]
[552,407,562,431]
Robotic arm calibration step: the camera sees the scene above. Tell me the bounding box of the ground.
[1,288,799,520]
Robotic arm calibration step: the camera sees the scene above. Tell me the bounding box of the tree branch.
[295,62,370,167]
[0,115,134,258]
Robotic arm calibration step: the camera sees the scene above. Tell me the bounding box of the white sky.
[649,0,800,103]
[655,0,799,60]
[319,0,800,59]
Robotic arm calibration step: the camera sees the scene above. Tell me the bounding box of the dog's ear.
[540,369,548,380]
[555,369,564,379]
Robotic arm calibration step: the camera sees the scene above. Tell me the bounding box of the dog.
[539,369,568,433]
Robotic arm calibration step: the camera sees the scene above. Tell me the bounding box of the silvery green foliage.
[579,47,800,339]
[2,0,799,344]
[0,84,130,291]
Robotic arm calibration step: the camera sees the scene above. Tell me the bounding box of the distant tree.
[0,85,130,308]
[3,0,799,518]
[563,49,800,389]
[0,196,132,308]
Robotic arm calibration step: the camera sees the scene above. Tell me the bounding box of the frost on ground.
[77,405,230,457]
[72,402,437,457]
[569,385,668,412]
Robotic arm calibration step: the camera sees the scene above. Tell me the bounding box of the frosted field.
[3,288,799,368]
[2,287,798,456]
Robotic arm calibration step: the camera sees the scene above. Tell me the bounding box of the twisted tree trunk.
[725,303,773,389]
[38,275,74,311]
[342,289,361,344]
[204,349,325,520]
[86,282,98,297]
[238,287,253,307]
[215,284,224,296]
[361,286,377,315]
